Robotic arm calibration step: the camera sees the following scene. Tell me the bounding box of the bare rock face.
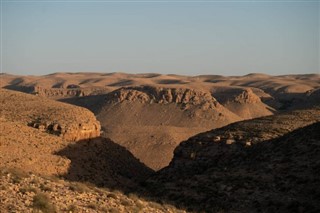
[3,85,110,99]
[215,88,261,104]
[233,88,261,103]
[105,86,219,110]
[212,87,274,119]
[0,89,101,141]
[33,86,111,98]
[34,86,86,97]
[29,120,101,141]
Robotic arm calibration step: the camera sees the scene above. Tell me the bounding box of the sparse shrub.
[29,178,39,185]
[107,207,119,213]
[120,198,132,207]
[1,185,6,190]
[100,206,108,212]
[69,182,89,193]
[148,201,164,210]
[87,203,97,210]
[66,204,77,212]
[129,205,144,213]
[32,192,56,213]
[45,175,60,182]
[111,189,122,195]
[82,181,96,189]
[19,186,37,194]
[40,183,52,192]
[128,193,139,201]
[7,168,28,184]
[107,193,118,199]
[163,203,178,211]
[6,204,15,211]
[133,200,145,211]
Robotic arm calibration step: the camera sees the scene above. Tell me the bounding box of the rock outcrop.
[213,88,274,119]
[3,85,110,99]
[0,89,101,141]
[105,86,220,110]
[214,88,261,104]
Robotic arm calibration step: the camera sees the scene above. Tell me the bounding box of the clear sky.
[1,0,319,76]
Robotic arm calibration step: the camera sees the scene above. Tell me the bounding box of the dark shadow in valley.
[55,137,154,192]
[3,85,35,94]
[58,95,106,113]
[54,122,320,212]
[140,122,320,212]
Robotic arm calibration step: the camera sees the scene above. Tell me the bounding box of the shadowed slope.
[56,137,154,191]
[144,108,320,212]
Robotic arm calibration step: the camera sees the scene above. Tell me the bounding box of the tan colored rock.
[0,89,100,141]
[105,86,220,110]
[226,139,236,145]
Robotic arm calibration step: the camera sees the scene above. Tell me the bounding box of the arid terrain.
[0,72,319,212]
[1,73,319,170]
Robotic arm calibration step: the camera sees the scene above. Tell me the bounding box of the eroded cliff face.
[3,85,110,99]
[105,86,220,110]
[0,89,101,141]
[212,88,274,119]
[29,119,101,141]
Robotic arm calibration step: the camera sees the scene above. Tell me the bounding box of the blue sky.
[1,0,319,76]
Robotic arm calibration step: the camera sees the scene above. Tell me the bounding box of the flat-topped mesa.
[0,89,101,141]
[105,86,220,110]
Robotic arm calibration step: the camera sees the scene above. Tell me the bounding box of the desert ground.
[0,72,319,212]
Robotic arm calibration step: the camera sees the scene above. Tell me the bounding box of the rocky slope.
[97,86,241,170]
[144,107,320,212]
[0,169,185,213]
[0,89,101,141]
[0,89,155,189]
[0,89,175,212]
[213,87,274,119]
[0,118,153,191]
